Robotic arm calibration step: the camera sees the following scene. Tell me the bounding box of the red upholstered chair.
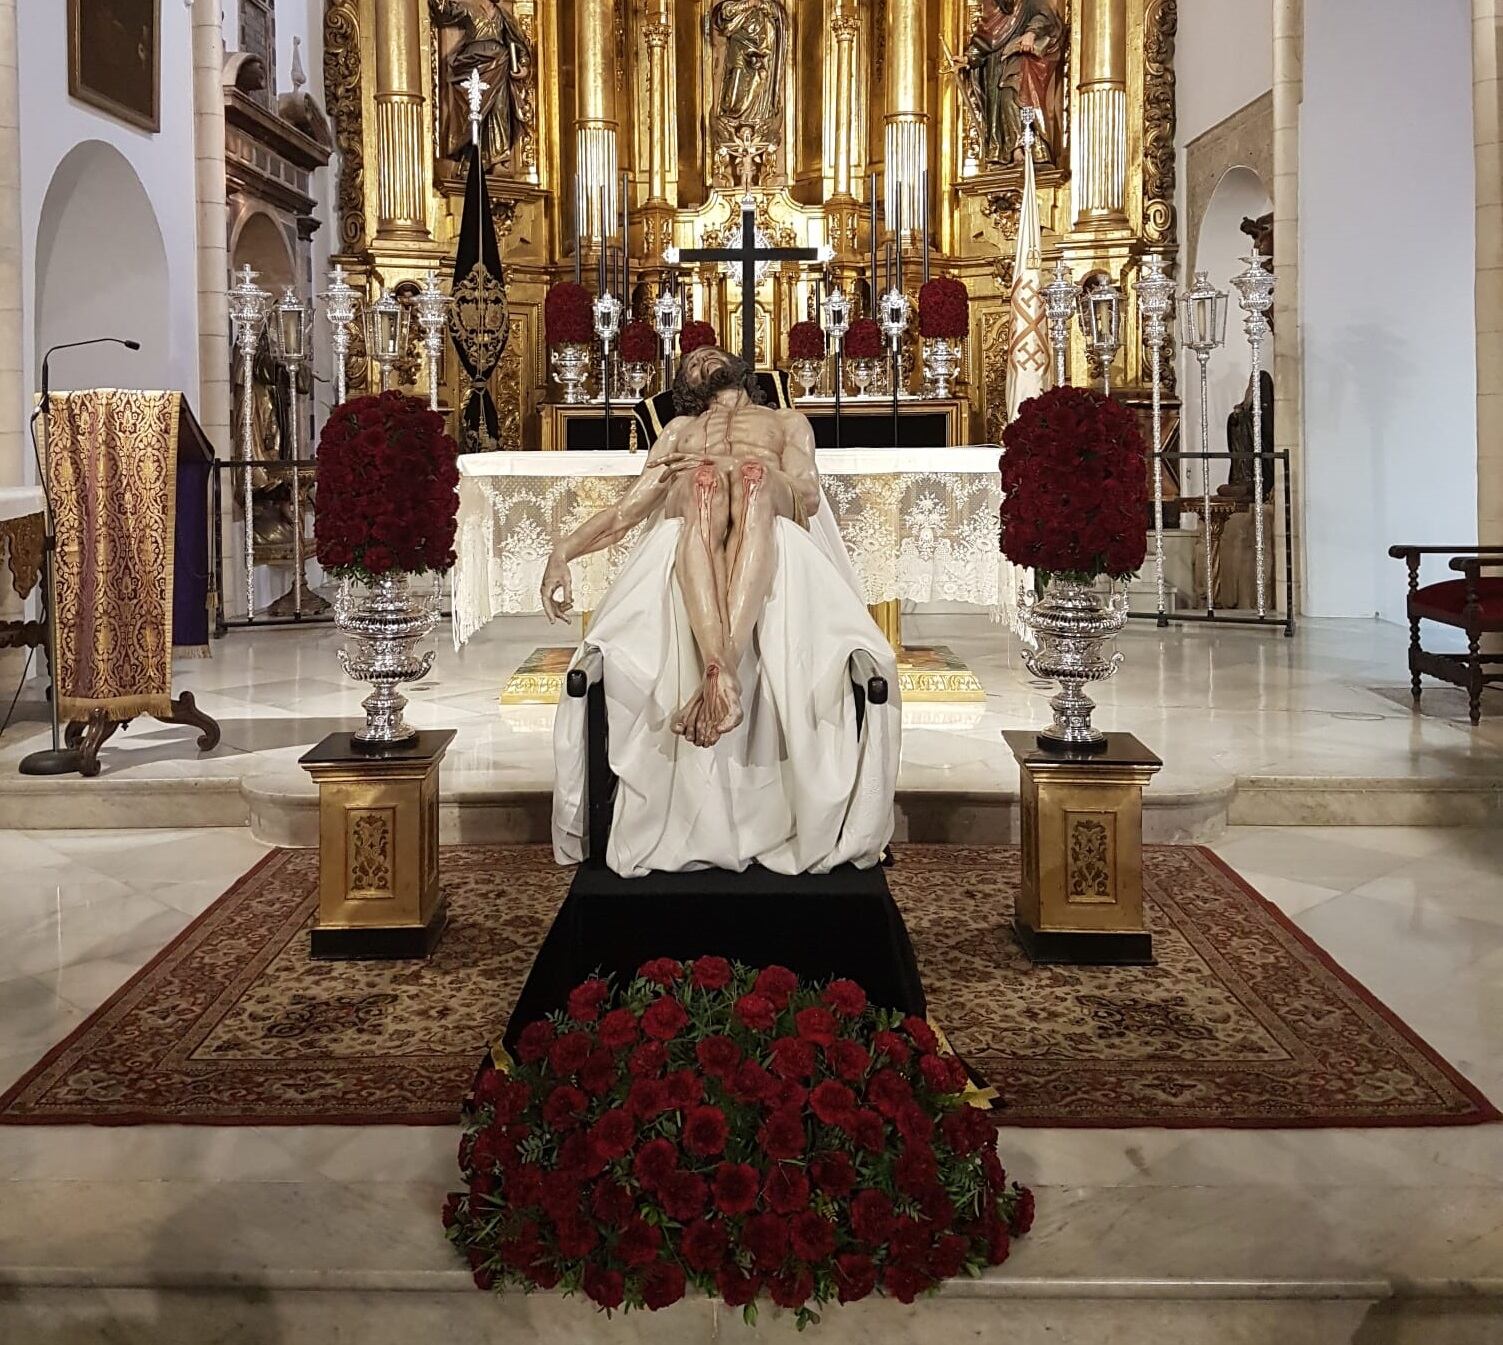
[1388,545,1503,724]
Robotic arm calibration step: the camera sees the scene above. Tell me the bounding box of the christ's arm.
[541,420,696,621]
[774,409,822,519]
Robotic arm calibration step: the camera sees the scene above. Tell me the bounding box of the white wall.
[1176,0,1273,150]
[17,0,201,428]
[1301,0,1478,619]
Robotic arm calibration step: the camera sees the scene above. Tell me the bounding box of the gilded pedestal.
[300,729,454,959]
[1005,730,1161,965]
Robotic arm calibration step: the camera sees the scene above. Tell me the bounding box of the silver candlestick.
[228,264,271,622]
[1181,270,1229,614]
[1135,253,1176,625]
[1231,250,1276,618]
[593,288,623,400]
[1078,277,1123,398]
[1041,256,1079,388]
[652,281,682,385]
[413,271,451,412]
[268,286,314,619]
[320,264,363,405]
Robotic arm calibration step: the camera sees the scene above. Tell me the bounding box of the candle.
[573,173,583,285]
[921,168,930,286]
[621,171,630,309]
[870,170,879,319]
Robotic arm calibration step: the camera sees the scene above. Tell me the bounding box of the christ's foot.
[673,664,744,748]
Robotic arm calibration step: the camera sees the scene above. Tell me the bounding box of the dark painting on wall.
[68,0,160,133]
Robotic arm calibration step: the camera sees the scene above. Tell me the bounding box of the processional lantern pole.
[1041,257,1079,388]
[269,286,313,620]
[824,285,850,449]
[228,264,271,623]
[320,264,363,406]
[1078,278,1123,398]
[1135,253,1177,629]
[1181,270,1229,617]
[1230,250,1276,620]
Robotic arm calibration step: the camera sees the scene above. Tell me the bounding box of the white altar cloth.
[453,447,1011,648]
[0,486,44,524]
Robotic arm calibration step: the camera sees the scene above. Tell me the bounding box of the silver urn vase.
[335,572,440,747]
[923,337,961,398]
[1021,577,1128,752]
[620,360,654,401]
[790,358,824,399]
[848,357,879,399]
[551,342,592,404]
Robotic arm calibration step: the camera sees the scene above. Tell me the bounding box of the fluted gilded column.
[1075,0,1128,228]
[825,2,862,257]
[373,0,429,240]
[883,0,928,234]
[641,4,674,261]
[576,0,619,244]
[0,0,21,490]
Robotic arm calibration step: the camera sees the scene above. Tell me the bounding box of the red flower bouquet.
[680,320,718,355]
[787,320,827,361]
[314,391,460,580]
[619,320,658,363]
[545,283,595,346]
[999,386,1149,579]
[918,278,970,340]
[843,318,883,361]
[445,960,1032,1328]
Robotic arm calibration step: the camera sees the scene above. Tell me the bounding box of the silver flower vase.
[923,337,961,398]
[335,572,440,747]
[551,342,592,404]
[620,360,654,401]
[791,358,823,399]
[1021,577,1128,752]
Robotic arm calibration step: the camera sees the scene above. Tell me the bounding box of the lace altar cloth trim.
[452,448,1016,648]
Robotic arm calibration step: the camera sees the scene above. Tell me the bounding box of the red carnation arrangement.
[619,320,658,363]
[918,278,970,340]
[445,960,1032,1328]
[680,320,719,355]
[314,391,460,580]
[787,320,827,361]
[546,282,595,346]
[843,318,883,361]
[999,385,1149,579]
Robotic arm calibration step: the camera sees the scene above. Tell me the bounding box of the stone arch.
[34,140,171,392]
[229,208,297,292]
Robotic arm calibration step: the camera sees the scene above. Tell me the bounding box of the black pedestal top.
[299,729,457,768]
[1003,730,1162,772]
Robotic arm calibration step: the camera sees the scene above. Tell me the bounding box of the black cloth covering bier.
[500,863,926,1056]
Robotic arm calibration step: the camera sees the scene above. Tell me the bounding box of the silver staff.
[228,265,270,622]
[320,264,362,405]
[413,271,451,412]
[1135,253,1176,625]
[1181,270,1229,615]
[1231,251,1276,618]
[268,286,313,618]
[1041,256,1079,388]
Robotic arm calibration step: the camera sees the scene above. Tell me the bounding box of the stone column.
[575,0,619,246]
[1272,0,1304,607]
[373,0,430,240]
[191,0,230,458]
[883,0,928,235]
[1075,0,1129,228]
[0,0,22,490]
[1475,0,1503,546]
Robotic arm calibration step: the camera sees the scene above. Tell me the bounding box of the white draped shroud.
[552,498,900,878]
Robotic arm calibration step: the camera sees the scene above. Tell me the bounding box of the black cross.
[678,196,819,368]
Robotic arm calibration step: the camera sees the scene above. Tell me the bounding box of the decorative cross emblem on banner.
[678,198,819,367]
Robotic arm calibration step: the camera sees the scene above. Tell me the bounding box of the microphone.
[40,337,140,415]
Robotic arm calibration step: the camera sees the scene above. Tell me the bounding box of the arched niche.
[1188,165,1272,493]
[230,209,297,292]
[34,141,171,392]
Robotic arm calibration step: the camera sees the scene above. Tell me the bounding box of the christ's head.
[672,346,762,417]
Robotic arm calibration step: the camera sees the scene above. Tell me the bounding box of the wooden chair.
[1388,545,1503,724]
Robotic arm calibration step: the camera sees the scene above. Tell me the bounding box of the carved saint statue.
[430,0,534,169]
[961,0,1066,166]
[709,0,788,146]
[543,347,898,877]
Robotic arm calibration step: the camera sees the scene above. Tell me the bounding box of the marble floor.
[0,823,1500,1342]
[0,611,1498,836]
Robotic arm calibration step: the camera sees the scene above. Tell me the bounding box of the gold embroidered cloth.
[47,390,182,721]
[0,487,44,602]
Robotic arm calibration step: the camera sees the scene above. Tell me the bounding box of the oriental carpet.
[0,845,1494,1129]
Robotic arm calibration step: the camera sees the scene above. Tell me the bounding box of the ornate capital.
[643,20,672,48]
[831,11,860,40]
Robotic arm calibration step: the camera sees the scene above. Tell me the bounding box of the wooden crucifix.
[678,188,819,369]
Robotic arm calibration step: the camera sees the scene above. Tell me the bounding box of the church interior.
[0,0,1500,1341]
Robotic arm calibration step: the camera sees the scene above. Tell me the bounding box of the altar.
[452,446,1016,701]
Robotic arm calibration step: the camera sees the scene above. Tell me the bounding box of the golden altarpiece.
[323,0,1178,449]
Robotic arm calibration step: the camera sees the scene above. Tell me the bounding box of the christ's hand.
[541,549,573,622]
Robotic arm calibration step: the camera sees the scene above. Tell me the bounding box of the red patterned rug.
[0,845,1494,1128]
